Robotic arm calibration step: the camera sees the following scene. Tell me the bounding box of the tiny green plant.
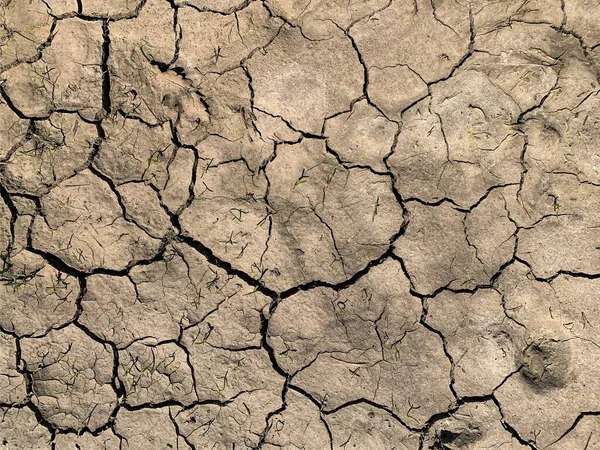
[391,330,409,361]
[372,196,380,222]
[549,193,560,215]
[195,181,213,202]
[229,208,247,222]
[159,354,176,372]
[120,363,133,377]
[581,311,591,329]
[212,46,222,63]
[31,63,58,97]
[293,168,309,189]
[213,383,226,399]
[334,300,347,317]
[134,359,154,376]
[318,395,329,418]
[147,150,161,168]
[123,101,142,118]
[223,231,236,254]
[393,342,402,361]
[195,324,214,348]
[242,192,257,205]
[255,214,269,229]
[71,248,84,263]
[248,262,267,283]
[361,288,372,306]
[3,276,31,294]
[244,282,262,296]
[46,271,68,295]
[326,167,337,185]
[236,243,248,259]
[213,370,229,399]
[201,158,214,178]
[278,342,296,362]
[21,127,61,158]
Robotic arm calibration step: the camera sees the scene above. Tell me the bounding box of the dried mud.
[0,0,600,449]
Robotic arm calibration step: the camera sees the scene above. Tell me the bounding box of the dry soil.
[0,0,600,449]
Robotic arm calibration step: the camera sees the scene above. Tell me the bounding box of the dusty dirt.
[0,0,599,448]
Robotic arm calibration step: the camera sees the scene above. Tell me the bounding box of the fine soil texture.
[1,0,600,449]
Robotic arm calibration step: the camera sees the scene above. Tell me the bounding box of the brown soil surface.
[1,0,600,448]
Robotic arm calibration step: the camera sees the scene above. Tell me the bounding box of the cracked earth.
[0,0,599,448]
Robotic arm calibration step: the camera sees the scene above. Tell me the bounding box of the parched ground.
[0,0,599,448]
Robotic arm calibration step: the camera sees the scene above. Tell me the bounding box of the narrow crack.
[101,20,111,116]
